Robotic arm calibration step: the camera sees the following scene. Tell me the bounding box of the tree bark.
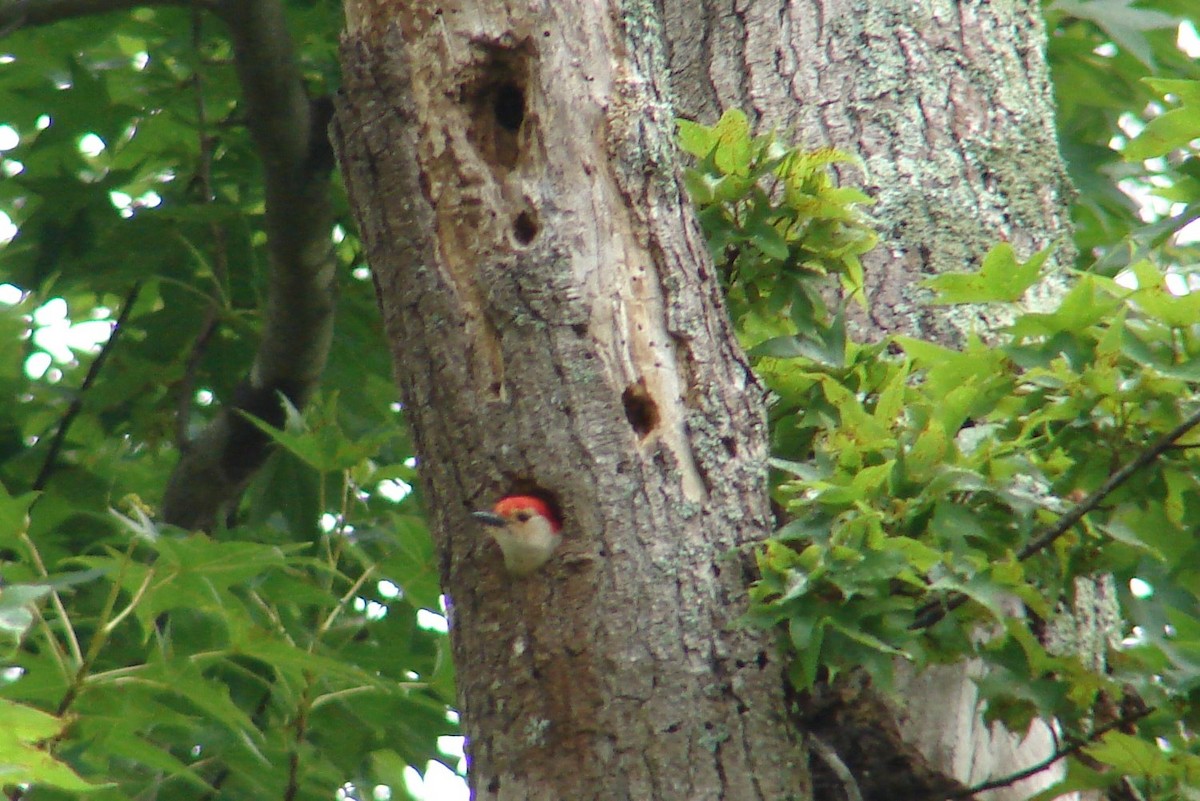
[659,2,1093,798]
[660,0,1074,342]
[333,2,803,799]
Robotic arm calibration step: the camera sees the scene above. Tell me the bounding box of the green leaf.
[0,482,38,549]
[1085,731,1177,777]
[677,118,717,160]
[925,243,1051,304]
[0,583,51,641]
[1124,106,1200,161]
[1051,0,1177,67]
[826,618,911,659]
[0,698,101,791]
[710,109,753,175]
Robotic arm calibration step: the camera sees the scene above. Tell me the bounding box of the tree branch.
[912,404,1200,630]
[934,706,1154,801]
[161,0,339,530]
[809,734,864,801]
[174,6,228,449]
[7,0,339,534]
[0,0,205,34]
[33,283,142,492]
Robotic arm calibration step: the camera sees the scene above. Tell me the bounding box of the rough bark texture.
[660,0,1074,342]
[657,1,1091,798]
[333,2,804,799]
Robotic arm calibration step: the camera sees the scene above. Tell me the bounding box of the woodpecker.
[472,495,563,576]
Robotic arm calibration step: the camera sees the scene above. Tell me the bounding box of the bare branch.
[809,734,864,801]
[34,283,142,492]
[935,706,1153,801]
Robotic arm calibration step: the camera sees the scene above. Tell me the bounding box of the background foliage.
[0,1,1197,799]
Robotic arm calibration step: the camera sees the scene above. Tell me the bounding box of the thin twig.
[27,604,70,679]
[317,566,376,639]
[175,8,229,447]
[935,707,1153,800]
[19,532,82,665]
[912,405,1200,630]
[33,282,142,491]
[809,733,864,801]
[283,675,315,801]
[102,567,156,634]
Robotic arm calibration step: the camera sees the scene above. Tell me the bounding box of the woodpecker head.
[472,495,563,576]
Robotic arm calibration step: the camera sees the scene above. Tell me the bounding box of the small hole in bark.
[513,210,538,244]
[757,650,769,668]
[721,436,737,456]
[494,83,525,131]
[622,379,659,439]
[487,777,501,793]
[571,323,587,336]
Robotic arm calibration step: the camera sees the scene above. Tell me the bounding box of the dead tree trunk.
[333,2,804,798]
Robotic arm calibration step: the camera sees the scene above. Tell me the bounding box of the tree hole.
[493,83,525,132]
[622,379,659,439]
[513,210,538,244]
[461,42,533,172]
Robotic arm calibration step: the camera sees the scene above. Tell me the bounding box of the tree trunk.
[333,2,804,798]
[659,2,1095,798]
[661,0,1074,341]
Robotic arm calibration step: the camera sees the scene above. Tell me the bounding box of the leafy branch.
[911,403,1200,630]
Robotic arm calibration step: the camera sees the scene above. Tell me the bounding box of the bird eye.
[515,511,530,522]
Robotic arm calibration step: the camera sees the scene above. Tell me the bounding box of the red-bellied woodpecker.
[472,495,563,576]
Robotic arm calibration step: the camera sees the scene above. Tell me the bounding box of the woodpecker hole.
[622,379,660,439]
[493,83,525,132]
[513,210,538,245]
[462,42,533,172]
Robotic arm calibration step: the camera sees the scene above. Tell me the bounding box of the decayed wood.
[333,2,803,798]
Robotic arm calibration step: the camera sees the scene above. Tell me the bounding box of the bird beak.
[472,511,507,527]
